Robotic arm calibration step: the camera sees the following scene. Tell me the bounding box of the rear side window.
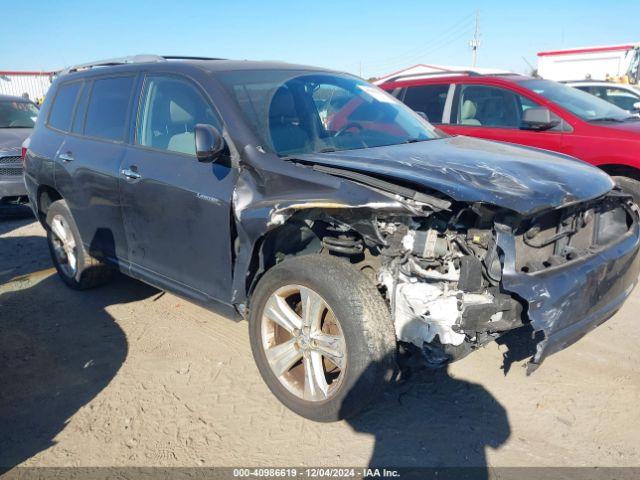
[84,76,135,141]
[402,84,449,123]
[48,82,82,132]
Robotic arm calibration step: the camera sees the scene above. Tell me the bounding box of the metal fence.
[0,71,54,101]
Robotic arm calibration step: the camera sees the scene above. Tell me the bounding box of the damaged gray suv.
[25,56,640,421]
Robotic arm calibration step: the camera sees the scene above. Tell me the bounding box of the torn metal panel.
[496,204,640,370]
[229,145,422,305]
[291,136,614,215]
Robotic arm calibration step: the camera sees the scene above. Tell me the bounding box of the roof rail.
[58,54,225,76]
[382,70,482,84]
[162,55,226,61]
[379,69,517,84]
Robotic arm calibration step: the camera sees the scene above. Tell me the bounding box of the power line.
[357,12,475,69]
[362,19,475,76]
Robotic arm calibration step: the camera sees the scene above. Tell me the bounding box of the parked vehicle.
[566,81,640,114]
[537,43,640,84]
[25,56,640,421]
[0,94,38,211]
[378,70,640,202]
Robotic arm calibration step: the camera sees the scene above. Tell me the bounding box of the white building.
[537,44,640,83]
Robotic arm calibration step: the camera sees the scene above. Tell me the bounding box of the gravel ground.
[1,216,639,469]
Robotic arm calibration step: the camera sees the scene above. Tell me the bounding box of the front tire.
[46,199,114,290]
[613,176,640,206]
[248,255,396,422]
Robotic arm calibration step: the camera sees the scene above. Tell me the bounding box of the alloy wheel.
[260,284,347,402]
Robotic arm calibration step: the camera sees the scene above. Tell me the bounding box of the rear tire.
[613,176,640,205]
[46,199,114,290]
[248,255,397,422]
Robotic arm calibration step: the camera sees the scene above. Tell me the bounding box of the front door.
[119,74,235,303]
[442,84,565,153]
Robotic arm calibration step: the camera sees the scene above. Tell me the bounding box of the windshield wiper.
[403,138,427,144]
[316,147,337,153]
[588,116,628,123]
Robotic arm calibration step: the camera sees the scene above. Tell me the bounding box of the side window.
[456,84,541,128]
[84,76,135,142]
[71,82,90,133]
[402,84,449,123]
[136,76,221,155]
[604,87,639,111]
[48,82,82,132]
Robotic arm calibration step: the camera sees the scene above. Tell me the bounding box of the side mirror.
[521,107,560,131]
[195,124,225,163]
[633,101,640,111]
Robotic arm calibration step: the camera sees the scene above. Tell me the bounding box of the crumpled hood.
[293,136,614,215]
[0,128,31,156]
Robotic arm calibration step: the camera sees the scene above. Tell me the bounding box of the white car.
[566,81,640,113]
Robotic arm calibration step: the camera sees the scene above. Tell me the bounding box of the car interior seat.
[460,99,481,125]
[268,87,311,154]
[167,91,198,155]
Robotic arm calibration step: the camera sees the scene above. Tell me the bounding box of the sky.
[2,0,639,79]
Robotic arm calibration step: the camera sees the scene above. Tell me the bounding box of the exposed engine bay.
[374,207,523,366]
[305,191,638,368]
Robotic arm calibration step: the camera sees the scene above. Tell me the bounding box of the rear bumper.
[497,204,640,369]
[0,176,27,200]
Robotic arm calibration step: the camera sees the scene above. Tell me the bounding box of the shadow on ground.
[0,273,157,470]
[0,205,34,227]
[342,333,534,478]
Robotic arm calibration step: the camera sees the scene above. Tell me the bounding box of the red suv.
[378,71,640,200]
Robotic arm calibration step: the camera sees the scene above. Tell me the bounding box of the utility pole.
[469,10,481,67]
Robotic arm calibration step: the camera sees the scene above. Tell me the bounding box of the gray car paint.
[24,59,640,370]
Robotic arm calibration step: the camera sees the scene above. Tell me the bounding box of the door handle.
[121,168,141,180]
[58,151,74,162]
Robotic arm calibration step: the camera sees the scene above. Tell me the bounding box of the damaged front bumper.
[497,200,640,371]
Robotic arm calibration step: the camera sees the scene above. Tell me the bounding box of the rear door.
[443,83,566,153]
[54,75,136,263]
[119,73,235,303]
[398,83,453,125]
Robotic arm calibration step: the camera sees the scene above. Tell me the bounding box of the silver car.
[0,94,38,209]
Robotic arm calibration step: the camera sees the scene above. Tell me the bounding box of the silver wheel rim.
[50,214,78,278]
[261,284,347,402]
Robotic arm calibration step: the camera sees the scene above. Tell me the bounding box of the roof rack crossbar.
[59,54,225,75]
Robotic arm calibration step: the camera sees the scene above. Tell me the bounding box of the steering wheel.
[333,122,364,137]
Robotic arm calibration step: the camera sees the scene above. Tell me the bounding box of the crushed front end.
[375,191,640,369]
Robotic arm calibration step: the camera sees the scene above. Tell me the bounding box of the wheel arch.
[35,184,63,226]
[242,211,381,308]
[598,163,640,181]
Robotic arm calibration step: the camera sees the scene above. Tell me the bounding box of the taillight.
[21,147,27,165]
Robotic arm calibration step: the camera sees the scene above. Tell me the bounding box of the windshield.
[520,79,633,122]
[217,70,442,156]
[0,101,39,128]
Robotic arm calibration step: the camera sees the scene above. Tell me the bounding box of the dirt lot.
[1,215,640,469]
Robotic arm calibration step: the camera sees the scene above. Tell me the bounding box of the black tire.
[613,176,640,206]
[248,255,397,422]
[45,199,114,290]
